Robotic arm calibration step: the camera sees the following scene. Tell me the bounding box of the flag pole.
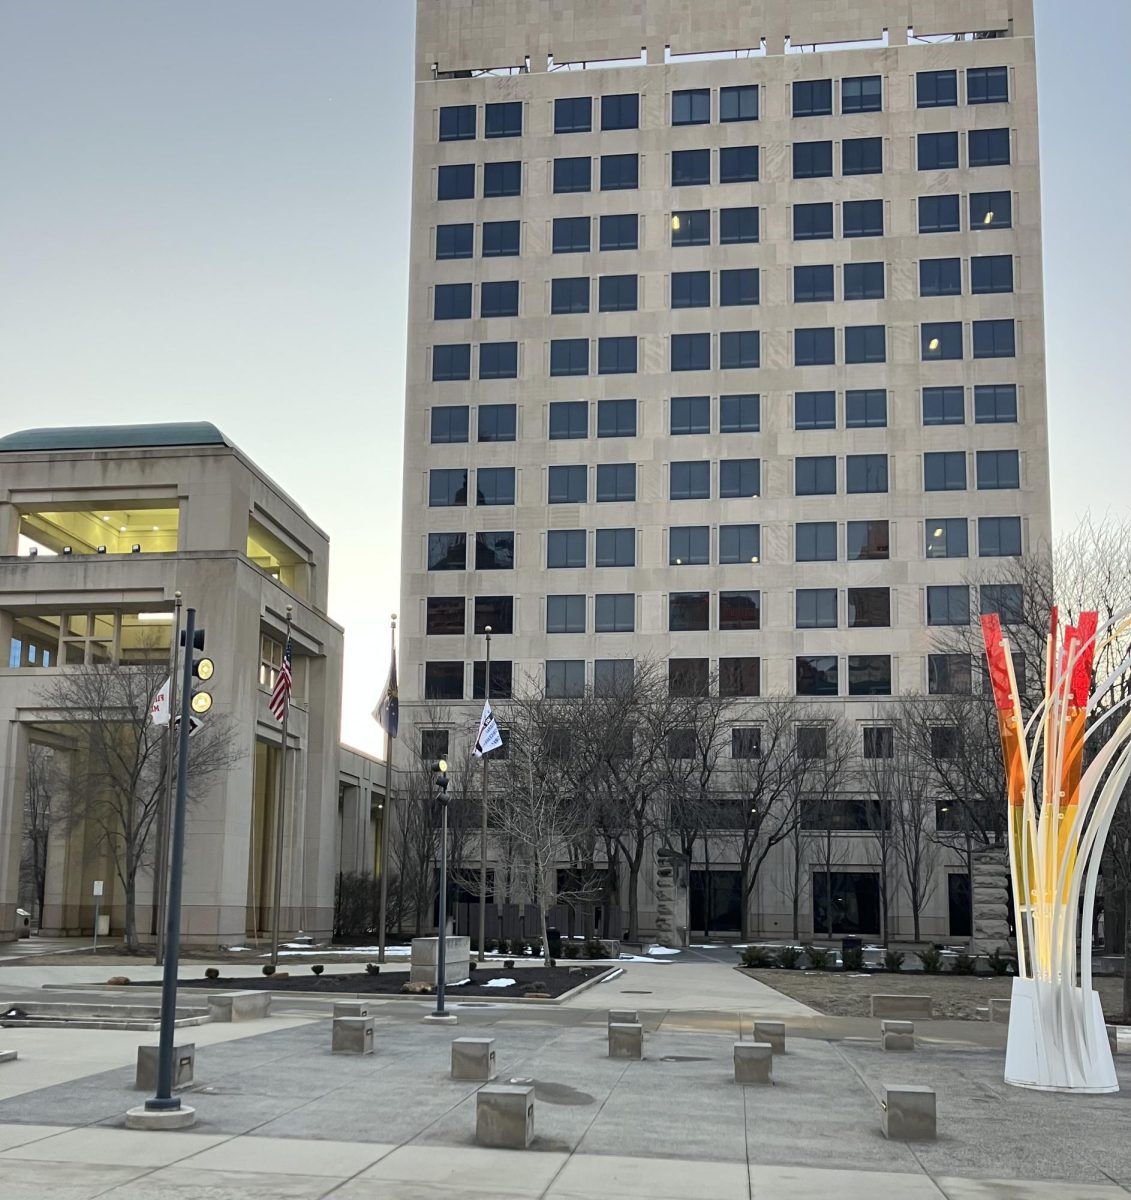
[377,613,396,965]
[269,605,294,970]
[154,591,182,965]
[477,627,491,964]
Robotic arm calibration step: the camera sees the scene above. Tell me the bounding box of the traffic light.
[182,626,214,716]
[431,759,449,800]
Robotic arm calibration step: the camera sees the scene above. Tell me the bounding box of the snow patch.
[646,946,681,957]
[483,977,517,989]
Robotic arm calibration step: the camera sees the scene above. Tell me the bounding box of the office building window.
[550,337,589,376]
[429,468,467,507]
[439,104,476,141]
[922,321,963,360]
[671,395,710,435]
[552,216,590,254]
[479,341,518,379]
[669,525,709,566]
[672,209,710,246]
[594,658,634,695]
[793,78,832,117]
[595,527,635,567]
[553,155,591,194]
[600,213,638,250]
[796,456,836,495]
[478,403,516,442]
[482,219,519,257]
[843,199,883,237]
[968,65,1009,104]
[798,726,828,759]
[597,398,636,438]
[918,131,959,171]
[670,460,711,500]
[598,336,637,375]
[601,152,639,190]
[547,529,586,568]
[845,389,886,428]
[845,325,886,364]
[437,222,473,259]
[842,74,882,113]
[794,264,834,303]
[432,343,471,381]
[979,516,1022,557]
[926,518,968,559]
[849,655,891,696]
[599,274,637,312]
[720,206,759,243]
[549,400,587,439]
[720,268,760,307]
[720,145,759,183]
[720,330,760,369]
[480,280,519,318]
[595,593,634,633]
[721,84,759,122]
[427,531,466,571]
[670,591,709,632]
[796,521,837,562]
[718,593,758,632]
[672,148,710,186]
[924,451,967,491]
[976,449,1020,490]
[970,190,1011,229]
[797,656,838,697]
[917,69,957,108]
[797,588,837,628]
[474,594,513,634]
[554,96,592,134]
[720,658,760,698]
[483,160,521,197]
[673,88,710,125]
[973,318,1016,359]
[601,92,638,130]
[969,128,1011,167]
[720,523,760,564]
[548,465,587,504]
[546,594,585,634]
[437,163,475,200]
[485,101,521,138]
[981,583,1024,626]
[476,467,515,506]
[794,202,834,240]
[863,726,894,759]
[545,659,585,697]
[927,585,970,626]
[720,393,759,433]
[434,282,472,320]
[847,520,889,560]
[476,531,514,570]
[719,458,760,498]
[844,261,884,300]
[669,658,709,697]
[672,270,710,309]
[929,653,971,695]
[920,257,962,297]
[843,136,882,175]
[919,194,960,233]
[971,254,1014,294]
[430,406,469,444]
[425,661,463,700]
[596,463,636,502]
[671,333,711,372]
[426,597,465,635]
[551,276,589,314]
[922,386,964,425]
[421,728,450,760]
[795,327,835,366]
[472,660,512,700]
[975,384,1017,424]
[795,390,835,429]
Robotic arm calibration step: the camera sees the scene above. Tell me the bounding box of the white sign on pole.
[150,676,172,726]
[93,880,104,897]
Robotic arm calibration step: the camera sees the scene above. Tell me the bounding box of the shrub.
[883,949,905,973]
[529,938,542,958]
[841,947,865,972]
[951,951,977,975]
[512,938,529,957]
[739,945,773,968]
[548,958,557,968]
[503,959,515,970]
[262,964,276,977]
[775,945,802,970]
[987,948,1014,976]
[804,944,831,970]
[563,942,581,960]
[484,938,497,953]
[204,967,220,980]
[584,939,606,959]
[311,964,324,976]
[365,962,380,976]
[918,946,943,974]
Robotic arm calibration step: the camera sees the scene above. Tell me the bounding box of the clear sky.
[1,1,1128,757]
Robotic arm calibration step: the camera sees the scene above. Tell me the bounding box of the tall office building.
[398,0,1049,938]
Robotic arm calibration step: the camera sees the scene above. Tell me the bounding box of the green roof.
[0,422,230,453]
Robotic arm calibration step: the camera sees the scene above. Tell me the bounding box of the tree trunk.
[791,834,801,940]
[703,838,711,939]
[124,874,139,952]
[824,830,833,938]
[912,893,921,943]
[626,842,645,942]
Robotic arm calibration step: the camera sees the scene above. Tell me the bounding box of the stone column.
[654,848,689,949]
[971,845,1012,954]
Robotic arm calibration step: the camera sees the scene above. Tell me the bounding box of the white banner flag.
[473,700,503,758]
[150,676,172,726]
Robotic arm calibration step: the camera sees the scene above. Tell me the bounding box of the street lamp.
[428,759,455,1023]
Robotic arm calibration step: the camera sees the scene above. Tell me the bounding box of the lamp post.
[427,759,456,1023]
[477,626,491,963]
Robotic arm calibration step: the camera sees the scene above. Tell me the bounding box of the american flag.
[270,638,293,722]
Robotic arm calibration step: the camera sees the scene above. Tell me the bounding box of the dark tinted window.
[551,276,589,314]
[482,220,519,257]
[968,66,1009,105]
[843,136,882,175]
[720,658,760,697]
[432,343,471,381]
[438,163,475,200]
[669,525,709,566]
[480,280,519,317]
[437,223,473,259]
[721,206,759,243]
[554,96,592,134]
[971,255,1013,294]
[924,451,967,491]
[595,594,635,633]
[720,330,760,369]
[927,584,970,626]
[429,468,467,507]
[843,199,883,237]
[842,75,881,113]
[797,656,838,696]
[795,327,834,366]
[546,594,585,634]
[797,588,837,628]
[673,89,710,125]
[917,69,957,108]
[601,93,639,130]
[549,401,588,439]
[672,149,711,186]
[794,202,833,240]
[485,101,522,138]
[976,449,1020,490]
[597,336,637,374]
[595,527,634,566]
[719,458,759,498]
[847,519,888,560]
[553,156,591,193]
[600,213,638,250]
[672,270,710,309]
[848,590,890,628]
[476,466,515,505]
[720,592,760,632]
[483,160,521,197]
[970,190,1011,229]
[597,398,636,438]
[844,261,884,300]
[795,390,835,430]
[431,405,469,444]
[929,654,971,696]
[476,531,514,570]
[720,84,758,122]
[974,384,1017,424]
[669,591,710,632]
[846,453,888,493]
[671,333,711,372]
[547,529,586,568]
[926,518,968,559]
[474,594,513,634]
[477,403,516,442]
[478,341,518,379]
[601,152,639,190]
[548,465,587,504]
[920,257,961,297]
[793,79,832,117]
[844,325,885,364]
[596,462,636,502]
[969,128,1011,167]
[796,521,836,561]
[794,264,834,303]
[981,583,1024,625]
[922,386,964,425]
[672,209,710,246]
[424,661,463,700]
[669,658,709,697]
[978,516,1022,557]
[427,531,466,570]
[599,274,637,312]
[434,282,472,320]
[439,104,476,141]
[972,319,1016,359]
[796,456,836,495]
[552,216,590,253]
[845,389,886,428]
[670,460,711,500]
[793,140,832,179]
[919,194,960,234]
[849,655,891,696]
[472,660,512,700]
[922,321,963,360]
[545,660,585,697]
[918,131,959,171]
[720,393,759,433]
[720,145,758,182]
[550,337,589,376]
[595,658,634,694]
[671,395,710,435]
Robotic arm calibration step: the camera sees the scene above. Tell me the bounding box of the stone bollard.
[451,1037,497,1082]
[607,1009,639,1027]
[608,1022,643,1060]
[753,1020,785,1053]
[208,991,272,1023]
[989,998,1011,1025]
[734,1041,773,1085]
[333,1001,371,1020]
[332,1016,375,1055]
[870,994,932,1020]
[881,1085,936,1140]
[881,1020,914,1052]
[476,1084,534,1148]
[0,1050,17,1064]
[135,1043,194,1090]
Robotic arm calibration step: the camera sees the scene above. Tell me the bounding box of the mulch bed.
[150,965,608,1000]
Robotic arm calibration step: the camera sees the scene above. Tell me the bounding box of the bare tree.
[20,742,59,925]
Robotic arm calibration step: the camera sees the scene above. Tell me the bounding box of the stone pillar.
[654,848,688,949]
[971,845,1012,954]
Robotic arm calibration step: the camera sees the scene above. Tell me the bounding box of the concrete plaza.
[0,949,1128,1198]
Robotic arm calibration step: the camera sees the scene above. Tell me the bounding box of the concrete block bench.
[989,997,1011,1025]
[608,1022,642,1060]
[135,1042,194,1090]
[870,994,932,1020]
[332,1016,375,1054]
[411,936,470,986]
[753,1020,785,1053]
[881,1020,914,1051]
[208,991,272,1023]
[0,1050,18,1064]
[452,1037,496,1082]
[476,1084,534,1148]
[734,1042,773,1085]
[1107,1024,1131,1054]
[607,1008,638,1027]
[881,1085,936,1140]
[333,1001,371,1020]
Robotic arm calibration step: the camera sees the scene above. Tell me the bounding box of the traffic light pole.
[432,791,450,1019]
[269,605,294,970]
[155,592,183,966]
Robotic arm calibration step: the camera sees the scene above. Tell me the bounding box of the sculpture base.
[1004,977,1118,1093]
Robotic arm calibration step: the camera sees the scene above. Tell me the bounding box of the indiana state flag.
[373,646,399,738]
